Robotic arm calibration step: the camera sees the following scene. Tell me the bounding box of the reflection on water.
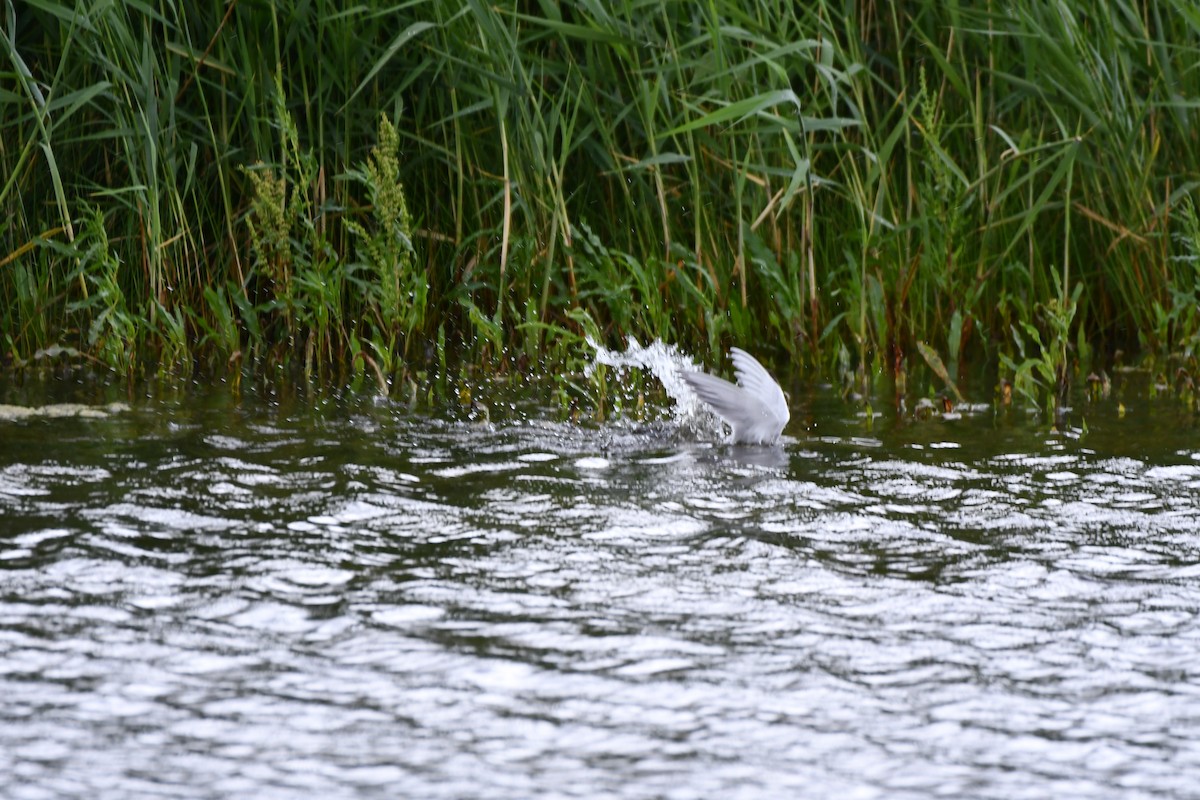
[1,388,1199,799]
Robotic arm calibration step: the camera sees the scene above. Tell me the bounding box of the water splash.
[586,336,719,433]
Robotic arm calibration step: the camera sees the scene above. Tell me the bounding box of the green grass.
[4,0,1200,413]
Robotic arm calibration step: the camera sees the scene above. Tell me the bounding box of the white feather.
[682,347,789,444]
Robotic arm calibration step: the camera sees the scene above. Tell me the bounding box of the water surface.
[2,384,1199,799]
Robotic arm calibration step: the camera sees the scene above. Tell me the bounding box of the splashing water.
[586,336,722,435]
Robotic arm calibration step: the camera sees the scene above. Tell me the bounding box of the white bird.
[681,347,790,444]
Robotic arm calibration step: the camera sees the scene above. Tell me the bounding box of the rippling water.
[2,386,1199,799]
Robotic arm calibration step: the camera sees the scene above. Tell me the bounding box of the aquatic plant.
[346,115,424,370]
[2,0,1200,413]
[64,206,140,377]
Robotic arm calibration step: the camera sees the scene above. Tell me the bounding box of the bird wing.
[729,348,790,428]
[681,371,753,429]
[681,349,790,444]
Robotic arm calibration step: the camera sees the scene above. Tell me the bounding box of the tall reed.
[3,0,1199,408]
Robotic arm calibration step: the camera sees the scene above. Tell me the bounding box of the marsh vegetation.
[4,1,1200,414]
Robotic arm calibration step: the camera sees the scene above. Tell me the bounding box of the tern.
[681,348,789,445]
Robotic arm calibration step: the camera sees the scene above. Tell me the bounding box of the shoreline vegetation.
[4,1,1200,417]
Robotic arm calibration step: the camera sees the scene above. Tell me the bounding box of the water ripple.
[1,402,1199,798]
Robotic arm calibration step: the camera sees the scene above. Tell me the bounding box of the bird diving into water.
[681,348,789,445]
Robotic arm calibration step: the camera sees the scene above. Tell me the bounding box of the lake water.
[2,373,1199,799]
